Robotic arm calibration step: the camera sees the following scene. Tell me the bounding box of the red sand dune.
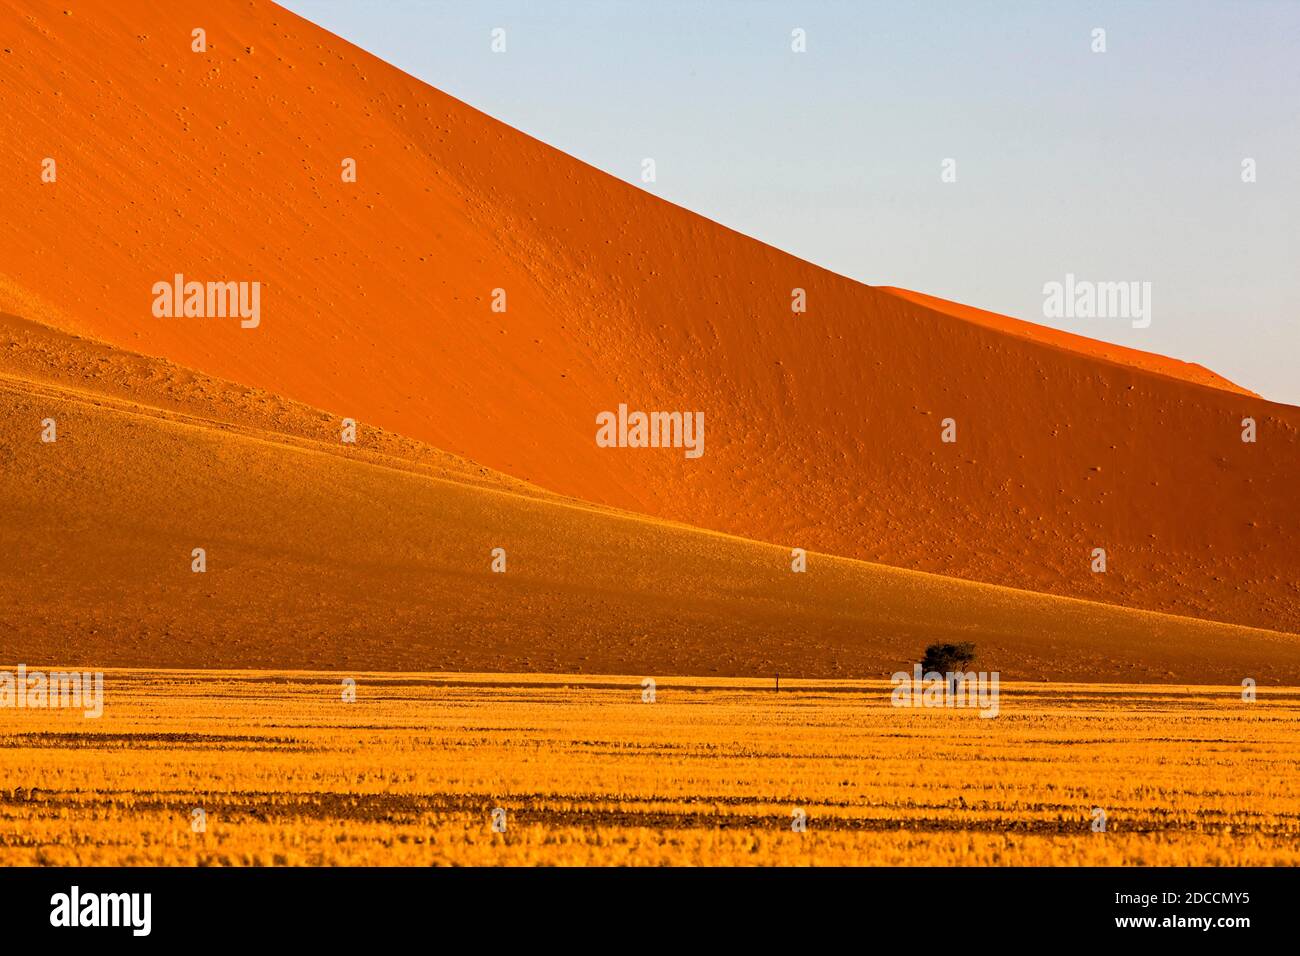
[1,0,1297,641]
[5,313,1299,683]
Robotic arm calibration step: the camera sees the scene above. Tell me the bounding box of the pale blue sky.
[281,0,1299,404]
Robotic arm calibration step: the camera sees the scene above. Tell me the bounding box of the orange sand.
[3,314,1298,682]
[1,0,1296,662]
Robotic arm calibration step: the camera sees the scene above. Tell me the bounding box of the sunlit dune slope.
[2,316,1298,683]
[1,0,1296,631]
[0,311,571,503]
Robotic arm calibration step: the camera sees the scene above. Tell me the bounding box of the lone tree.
[920,642,976,692]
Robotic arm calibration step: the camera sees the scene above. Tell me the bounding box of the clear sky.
[281,0,1299,405]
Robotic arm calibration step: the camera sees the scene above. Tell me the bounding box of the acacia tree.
[920,642,976,692]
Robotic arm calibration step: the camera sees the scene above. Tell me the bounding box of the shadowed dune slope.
[0,0,1296,631]
[2,315,1298,683]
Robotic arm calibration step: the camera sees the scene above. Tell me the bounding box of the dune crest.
[877,287,1259,397]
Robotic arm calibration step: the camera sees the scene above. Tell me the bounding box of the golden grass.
[1,670,1297,865]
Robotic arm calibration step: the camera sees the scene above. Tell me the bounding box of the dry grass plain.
[2,670,1298,866]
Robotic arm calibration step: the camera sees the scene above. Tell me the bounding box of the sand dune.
[0,0,1295,638]
[3,315,1298,683]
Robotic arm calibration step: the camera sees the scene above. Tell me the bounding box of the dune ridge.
[876,287,1259,397]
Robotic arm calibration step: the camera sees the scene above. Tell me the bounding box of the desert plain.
[4,671,1299,866]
